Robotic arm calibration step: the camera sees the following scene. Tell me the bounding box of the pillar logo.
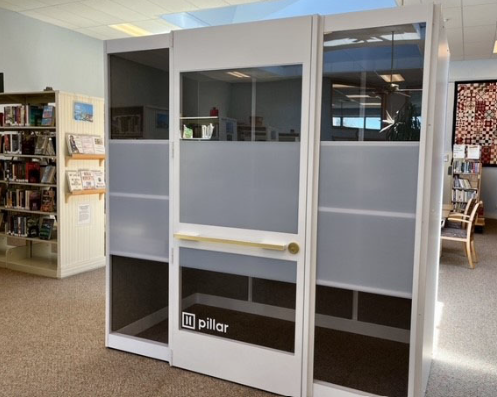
[182,312,229,333]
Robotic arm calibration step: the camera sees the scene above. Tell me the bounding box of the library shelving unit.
[0,90,105,278]
[451,157,484,226]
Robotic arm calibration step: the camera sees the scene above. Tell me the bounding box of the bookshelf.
[451,145,484,227]
[0,90,105,278]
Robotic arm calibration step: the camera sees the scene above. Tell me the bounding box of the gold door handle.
[174,233,286,251]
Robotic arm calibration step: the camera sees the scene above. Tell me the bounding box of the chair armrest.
[448,213,470,218]
[447,218,471,224]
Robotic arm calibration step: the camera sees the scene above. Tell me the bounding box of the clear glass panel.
[314,23,424,396]
[109,49,169,139]
[180,248,296,353]
[179,65,302,233]
[321,23,425,141]
[111,256,168,343]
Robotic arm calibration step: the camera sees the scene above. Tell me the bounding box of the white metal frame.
[169,16,315,397]
[304,5,444,397]
[105,33,172,361]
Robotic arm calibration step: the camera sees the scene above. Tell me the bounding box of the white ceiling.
[397,0,497,61]
[0,0,267,40]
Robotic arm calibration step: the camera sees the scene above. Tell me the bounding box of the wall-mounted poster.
[111,106,143,139]
[454,81,497,166]
[74,102,94,122]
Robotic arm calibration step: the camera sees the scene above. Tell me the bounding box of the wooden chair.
[441,200,481,269]
[445,198,476,229]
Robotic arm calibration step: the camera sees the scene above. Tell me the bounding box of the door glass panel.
[109,49,169,140]
[315,23,425,397]
[179,65,302,232]
[180,248,296,353]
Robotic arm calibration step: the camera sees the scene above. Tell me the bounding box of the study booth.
[105,5,448,397]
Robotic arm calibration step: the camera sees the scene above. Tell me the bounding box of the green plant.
[385,102,421,141]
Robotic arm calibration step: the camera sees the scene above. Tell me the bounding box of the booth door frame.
[105,34,173,362]
[304,5,446,397]
[169,16,318,397]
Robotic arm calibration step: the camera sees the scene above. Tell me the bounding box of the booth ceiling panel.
[397,0,497,60]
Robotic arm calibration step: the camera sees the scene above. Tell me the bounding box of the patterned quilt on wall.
[454,81,497,166]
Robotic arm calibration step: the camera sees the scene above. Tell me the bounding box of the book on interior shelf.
[66,170,83,192]
[5,215,40,237]
[34,135,56,156]
[92,170,105,189]
[41,106,55,127]
[1,105,46,127]
[2,132,22,154]
[40,165,56,184]
[38,218,55,240]
[40,189,56,212]
[80,170,95,190]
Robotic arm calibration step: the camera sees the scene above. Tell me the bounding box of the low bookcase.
[0,91,105,278]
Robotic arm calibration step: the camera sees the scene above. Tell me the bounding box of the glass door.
[170,17,314,397]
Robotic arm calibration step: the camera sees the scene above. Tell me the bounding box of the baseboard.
[314,381,381,397]
[60,256,106,278]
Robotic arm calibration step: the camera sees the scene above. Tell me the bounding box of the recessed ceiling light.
[379,74,405,83]
[346,94,371,98]
[109,24,152,37]
[494,40,497,54]
[360,102,382,106]
[227,71,250,78]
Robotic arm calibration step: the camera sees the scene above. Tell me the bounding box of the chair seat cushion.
[441,227,467,239]
[445,220,463,229]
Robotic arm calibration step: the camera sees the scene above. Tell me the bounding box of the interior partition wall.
[105,35,171,360]
[105,5,447,397]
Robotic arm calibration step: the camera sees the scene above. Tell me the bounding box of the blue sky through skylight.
[162,0,397,29]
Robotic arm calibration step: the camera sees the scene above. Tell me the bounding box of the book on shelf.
[38,218,55,240]
[34,135,56,156]
[40,189,56,212]
[4,188,43,211]
[40,165,56,184]
[451,189,477,203]
[2,132,22,154]
[453,177,473,189]
[41,106,55,127]
[1,105,50,127]
[66,133,105,155]
[452,160,481,174]
[5,215,41,238]
[66,171,83,192]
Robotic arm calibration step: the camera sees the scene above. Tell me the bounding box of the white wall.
[445,59,497,219]
[0,8,103,97]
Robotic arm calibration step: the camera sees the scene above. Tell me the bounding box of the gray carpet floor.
[0,220,495,396]
[425,219,497,397]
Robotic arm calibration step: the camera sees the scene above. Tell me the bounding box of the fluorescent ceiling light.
[494,40,497,54]
[109,24,152,37]
[379,74,405,83]
[227,71,250,78]
[333,84,355,88]
[347,94,371,98]
[360,102,382,106]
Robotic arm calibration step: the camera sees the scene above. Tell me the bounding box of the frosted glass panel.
[109,142,169,196]
[180,141,299,233]
[319,144,419,213]
[317,211,414,296]
[180,247,296,283]
[109,195,169,259]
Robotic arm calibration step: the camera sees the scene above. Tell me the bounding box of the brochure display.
[0,90,105,278]
[105,5,447,397]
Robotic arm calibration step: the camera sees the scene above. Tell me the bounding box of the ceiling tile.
[225,0,266,4]
[0,0,24,11]
[188,0,229,7]
[83,0,150,21]
[441,6,463,28]
[86,25,129,39]
[1,0,47,10]
[463,3,497,26]
[33,6,101,28]
[440,0,462,6]
[112,0,167,17]
[462,0,497,5]
[463,40,495,56]
[148,0,199,13]
[75,27,110,40]
[464,24,497,42]
[58,2,124,25]
[39,0,80,4]
[20,9,80,29]
[446,27,464,46]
